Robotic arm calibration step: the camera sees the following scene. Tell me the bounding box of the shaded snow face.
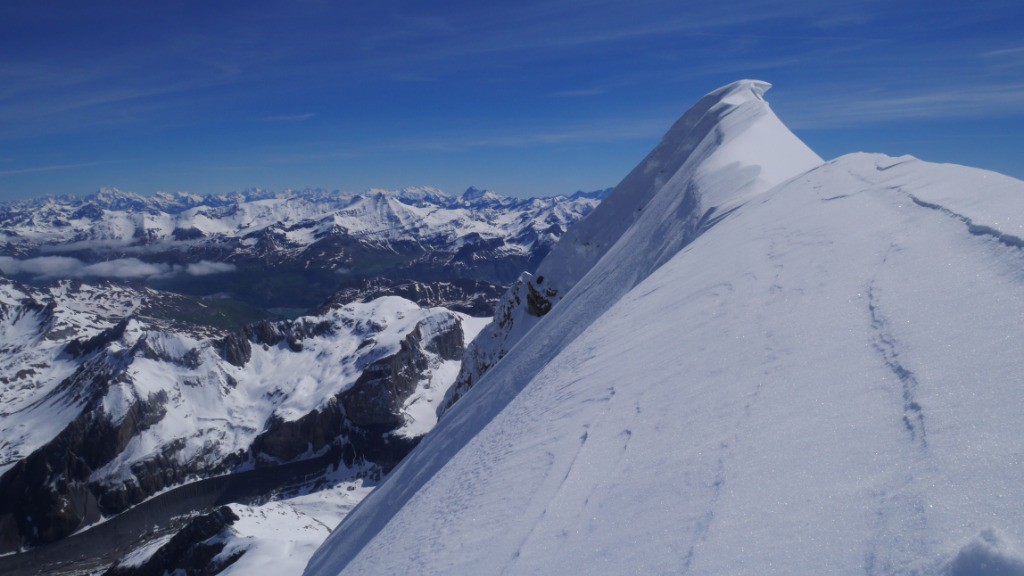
[304,81,1024,576]
[945,530,1024,576]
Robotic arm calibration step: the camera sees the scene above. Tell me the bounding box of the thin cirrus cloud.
[781,82,1024,129]
[0,256,237,281]
[981,46,1024,58]
[262,113,317,122]
[387,116,670,153]
[0,162,110,177]
[548,88,606,98]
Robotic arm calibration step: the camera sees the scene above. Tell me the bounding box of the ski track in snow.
[866,272,928,451]
[904,192,1024,250]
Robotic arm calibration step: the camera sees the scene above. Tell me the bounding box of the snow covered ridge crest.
[440,79,821,417]
[305,81,1024,576]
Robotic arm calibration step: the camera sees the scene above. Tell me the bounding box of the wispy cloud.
[266,149,360,163]
[548,88,605,98]
[783,82,1024,129]
[0,161,109,177]
[399,117,668,151]
[185,261,237,276]
[981,46,1024,58]
[263,113,317,122]
[0,256,237,280]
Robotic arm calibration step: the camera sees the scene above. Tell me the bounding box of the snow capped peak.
[460,186,488,201]
[531,77,821,301]
[460,186,507,204]
[711,78,771,103]
[87,187,149,210]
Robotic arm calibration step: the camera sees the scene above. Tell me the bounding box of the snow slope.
[305,82,1024,575]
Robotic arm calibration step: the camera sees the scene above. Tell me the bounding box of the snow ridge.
[305,79,823,575]
[441,79,820,416]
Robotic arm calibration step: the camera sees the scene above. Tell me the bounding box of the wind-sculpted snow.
[442,79,821,416]
[305,84,1024,575]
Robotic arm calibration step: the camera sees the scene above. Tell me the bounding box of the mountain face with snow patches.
[0,277,488,567]
[0,187,605,312]
[305,80,1024,576]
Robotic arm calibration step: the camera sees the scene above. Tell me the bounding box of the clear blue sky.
[1,0,1022,200]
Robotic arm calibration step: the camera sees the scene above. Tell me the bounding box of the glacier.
[305,81,1024,575]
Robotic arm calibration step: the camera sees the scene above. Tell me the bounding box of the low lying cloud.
[184,261,237,276]
[0,256,236,281]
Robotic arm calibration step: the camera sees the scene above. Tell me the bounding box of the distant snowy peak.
[460,186,489,201]
[567,188,613,201]
[458,186,505,206]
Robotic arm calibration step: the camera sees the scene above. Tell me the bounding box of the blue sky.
[1,0,1022,200]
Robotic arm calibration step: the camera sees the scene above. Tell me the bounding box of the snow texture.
[305,81,1024,575]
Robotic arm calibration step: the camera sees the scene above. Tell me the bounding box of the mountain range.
[0,183,605,575]
[3,78,1024,576]
[0,186,607,314]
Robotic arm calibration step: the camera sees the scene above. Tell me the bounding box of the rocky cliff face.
[103,506,243,576]
[324,277,506,317]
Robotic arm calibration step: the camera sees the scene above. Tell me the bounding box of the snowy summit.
[304,80,1024,575]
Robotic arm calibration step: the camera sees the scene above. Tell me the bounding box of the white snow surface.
[305,82,1024,575]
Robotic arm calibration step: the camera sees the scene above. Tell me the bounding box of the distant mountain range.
[0,186,609,313]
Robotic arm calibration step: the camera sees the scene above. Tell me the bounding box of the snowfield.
[305,81,1024,575]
